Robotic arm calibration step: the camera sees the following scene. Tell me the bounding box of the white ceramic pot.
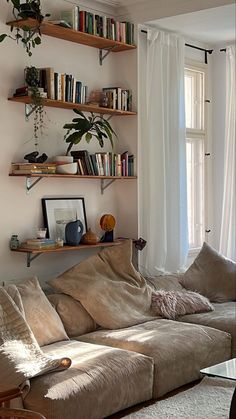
[56,162,78,175]
[52,155,74,164]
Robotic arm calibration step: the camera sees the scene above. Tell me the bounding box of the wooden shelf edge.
[6,19,136,52]
[9,173,137,179]
[12,240,123,254]
[8,97,137,116]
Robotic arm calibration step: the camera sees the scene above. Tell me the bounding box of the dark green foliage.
[0,1,49,56]
[63,110,117,155]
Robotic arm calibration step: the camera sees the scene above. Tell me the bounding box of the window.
[185,64,206,251]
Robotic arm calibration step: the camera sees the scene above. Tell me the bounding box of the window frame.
[184,59,210,256]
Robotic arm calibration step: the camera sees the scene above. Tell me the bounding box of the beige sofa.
[21,274,235,419]
[2,242,235,419]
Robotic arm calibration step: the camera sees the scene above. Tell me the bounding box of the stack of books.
[56,7,135,45]
[102,86,132,111]
[21,239,59,250]
[71,150,135,176]
[11,163,57,175]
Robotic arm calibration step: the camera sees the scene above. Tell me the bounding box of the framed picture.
[42,198,87,242]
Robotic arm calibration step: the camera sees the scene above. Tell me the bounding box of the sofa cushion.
[48,294,97,337]
[77,319,231,398]
[178,302,236,357]
[151,290,213,319]
[145,274,184,291]
[17,277,68,346]
[48,240,155,329]
[180,242,236,302]
[24,340,154,419]
[0,287,71,392]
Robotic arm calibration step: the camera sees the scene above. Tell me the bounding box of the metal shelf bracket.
[99,46,116,65]
[27,252,41,267]
[101,178,116,194]
[26,176,43,194]
[25,104,38,120]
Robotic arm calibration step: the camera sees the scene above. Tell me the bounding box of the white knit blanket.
[0,287,71,393]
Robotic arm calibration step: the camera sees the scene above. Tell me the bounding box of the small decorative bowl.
[56,162,78,175]
[52,155,74,164]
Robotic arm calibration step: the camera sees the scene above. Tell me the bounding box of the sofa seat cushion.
[77,319,231,398]
[178,302,236,357]
[23,340,153,419]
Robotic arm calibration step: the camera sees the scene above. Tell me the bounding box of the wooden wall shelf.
[7,19,136,52]
[12,240,122,267]
[9,173,137,194]
[8,96,136,116]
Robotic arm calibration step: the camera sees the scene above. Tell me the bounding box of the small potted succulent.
[0,0,50,56]
[63,109,117,156]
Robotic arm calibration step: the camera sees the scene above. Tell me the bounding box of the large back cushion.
[17,277,68,346]
[180,242,236,302]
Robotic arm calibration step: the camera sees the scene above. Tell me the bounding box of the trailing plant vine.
[25,66,45,150]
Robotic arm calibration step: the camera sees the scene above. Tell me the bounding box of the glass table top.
[201,358,236,381]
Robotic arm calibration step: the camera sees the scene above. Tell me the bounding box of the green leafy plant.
[63,109,117,156]
[0,0,50,56]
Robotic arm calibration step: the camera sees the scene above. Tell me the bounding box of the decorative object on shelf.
[65,219,84,246]
[56,162,78,175]
[81,228,100,245]
[100,214,116,242]
[24,151,48,163]
[52,156,73,164]
[9,234,20,250]
[0,0,50,56]
[42,197,87,241]
[25,66,47,151]
[63,109,117,155]
[134,237,147,251]
[36,227,47,239]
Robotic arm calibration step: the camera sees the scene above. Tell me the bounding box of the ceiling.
[147,4,236,46]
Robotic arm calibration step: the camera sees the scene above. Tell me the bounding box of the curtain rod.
[140,29,213,64]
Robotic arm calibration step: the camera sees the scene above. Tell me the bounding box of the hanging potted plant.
[63,109,117,156]
[24,66,47,162]
[0,0,50,56]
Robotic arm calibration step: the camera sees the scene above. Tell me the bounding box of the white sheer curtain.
[219,45,236,260]
[138,28,188,275]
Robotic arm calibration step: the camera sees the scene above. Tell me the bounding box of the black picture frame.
[42,197,87,242]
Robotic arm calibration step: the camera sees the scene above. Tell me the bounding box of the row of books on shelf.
[71,150,135,177]
[102,87,132,111]
[14,68,88,104]
[52,6,134,45]
[13,68,132,111]
[11,152,135,176]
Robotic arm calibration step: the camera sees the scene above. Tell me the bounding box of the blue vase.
[65,220,84,246]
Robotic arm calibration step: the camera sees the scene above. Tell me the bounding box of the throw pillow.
[0,287,71,392]
[151,290,213,319]
[180,242,236,302]
[17,277,69,346]
[48,294,97,337]
[48,240,155,329]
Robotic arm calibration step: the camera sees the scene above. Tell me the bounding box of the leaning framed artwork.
[42,197,87,241]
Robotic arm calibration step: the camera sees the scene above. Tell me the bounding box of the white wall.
[0,0,137,283]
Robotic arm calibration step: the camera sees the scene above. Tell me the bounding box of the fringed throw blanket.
[0,287,71,393]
